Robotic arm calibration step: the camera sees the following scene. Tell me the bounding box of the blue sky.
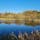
[0,0,40,13]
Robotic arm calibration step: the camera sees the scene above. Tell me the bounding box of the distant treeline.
[0,10,40,26]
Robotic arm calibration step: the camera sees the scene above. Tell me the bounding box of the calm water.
[0,24,40,35]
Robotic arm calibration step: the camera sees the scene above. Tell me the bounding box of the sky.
[0,0,40,13]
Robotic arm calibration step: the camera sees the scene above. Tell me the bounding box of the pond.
[0,24,40,35]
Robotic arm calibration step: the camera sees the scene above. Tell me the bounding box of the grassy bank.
[0,10,40,25]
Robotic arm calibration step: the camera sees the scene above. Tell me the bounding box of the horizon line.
[0,10,40,14]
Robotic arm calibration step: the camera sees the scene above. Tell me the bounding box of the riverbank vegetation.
[0,10,40,25]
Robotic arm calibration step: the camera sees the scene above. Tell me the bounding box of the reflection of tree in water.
[31,19,34,25]
[15,20,19,24]
[5,21,11,24]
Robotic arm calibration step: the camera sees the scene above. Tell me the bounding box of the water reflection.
[0,20,25,24]
[0,22,40,40]
[0,20,16,23]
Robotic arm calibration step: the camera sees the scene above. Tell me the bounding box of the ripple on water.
[0,24,40,34]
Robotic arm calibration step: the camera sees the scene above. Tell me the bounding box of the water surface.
[0,24,40,35]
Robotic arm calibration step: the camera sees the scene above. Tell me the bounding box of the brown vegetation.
[0,10,40,25]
